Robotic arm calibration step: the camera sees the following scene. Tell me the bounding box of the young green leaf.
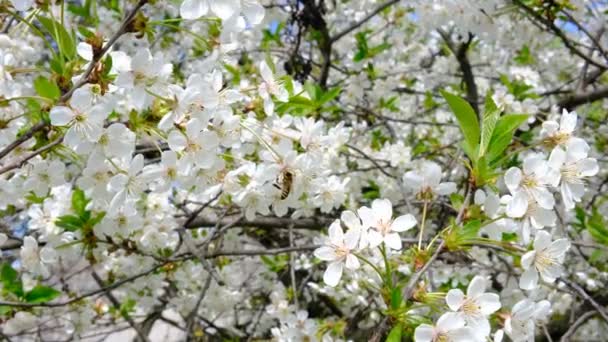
[441,91,480,160]
[486,114,529,164]
[386,324,403,342]
[33,76,61,100]
[24,286,61,303]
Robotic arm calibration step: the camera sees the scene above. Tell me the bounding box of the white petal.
[391,214,417,232]
[435,182,457,195]
[129,154,144,175]
[366,230,383,249]
[371,198,393,223]
[414,325,434,342]
[76,42,93,61]
[579,158,599,177]
[532,187,555,210]
[521,251,536,270]
[210,0,240,20]
[436,312,465,331]
[384,233,402,250]
[259,60,274,84]
[506,191,528,218]
[539,264,562,283]
[168,131,188,151]
[547,238,571,257]
[341,210,361,230]
[343,229,360,250]
[328,220,344,243]
[323,262,343,287]
[445,289,465,311]
[50,106,74,126]
[242,0,265,25]
[466,276,486,298]
[180,0,209,19]
[560,109,577,133]
[519,268,539,290]
[477,293,501,315]
[504,167,522,193]
[345,254,360,270]
[314,246,337,261]
[533,230,552,251]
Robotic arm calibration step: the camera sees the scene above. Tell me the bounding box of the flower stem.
[418,200,429,250]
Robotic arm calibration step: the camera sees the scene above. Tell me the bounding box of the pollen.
[462,299,481,316]
[522,175,538,189]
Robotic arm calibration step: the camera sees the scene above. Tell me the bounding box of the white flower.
[20,236,57,278]
[311,176,349,213]
[142,151,180,192]
[504,156,556,210]
[505,193,556,244]
[358,198,416,250]
[50,88,108,151]
[403,161,457,199]
[520,231,570,290]
[114,49,172,110]
[314,220,360,287]
[340,209,369,249]
[294,117,324,150]
[445,276,501,339]
[3,311,37,335]
[168,118,220,172]
[414,312,476,342]
[95,123,136,159]
[107,154,146,216]
[23,159,66,197]
[504,299,551,342]
[548,140,599,209]
[540,109,580,147]
[158,85,202,131]
[258,60,289,116]
[180,0,264,26]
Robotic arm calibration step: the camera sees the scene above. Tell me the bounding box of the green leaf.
[24,286,61,303]
[441,91,480,160]
[479,93,500,158]
[588,208,608,245]
[37,16,77,60]
[71,188,89,216]
[390,287,402,310]
[55,214,84,232]
[1,263,18,284]
[319,86,341,105]
[1,263,23,297]
[487,114,529,164]
[386,324,402,342]
[33,76,60,100]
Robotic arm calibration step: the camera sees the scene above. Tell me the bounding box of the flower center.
[535,251,556,271]
[561,164,582,184]
[434,332,449,342]
[462,298,481,316]
[377,219,391,235]
[334,245,349,259]
[522,175,538,189]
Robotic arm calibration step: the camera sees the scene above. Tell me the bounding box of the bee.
[274,169,295,200]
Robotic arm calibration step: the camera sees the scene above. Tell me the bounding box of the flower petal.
[445,289,465,311]
[391,214,416,232]
[323,262,343,287]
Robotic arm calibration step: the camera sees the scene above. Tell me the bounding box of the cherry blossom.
[520,231,571,290]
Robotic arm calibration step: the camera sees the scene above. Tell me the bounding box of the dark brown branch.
[557,86,608,110]
[438,29,479,115]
